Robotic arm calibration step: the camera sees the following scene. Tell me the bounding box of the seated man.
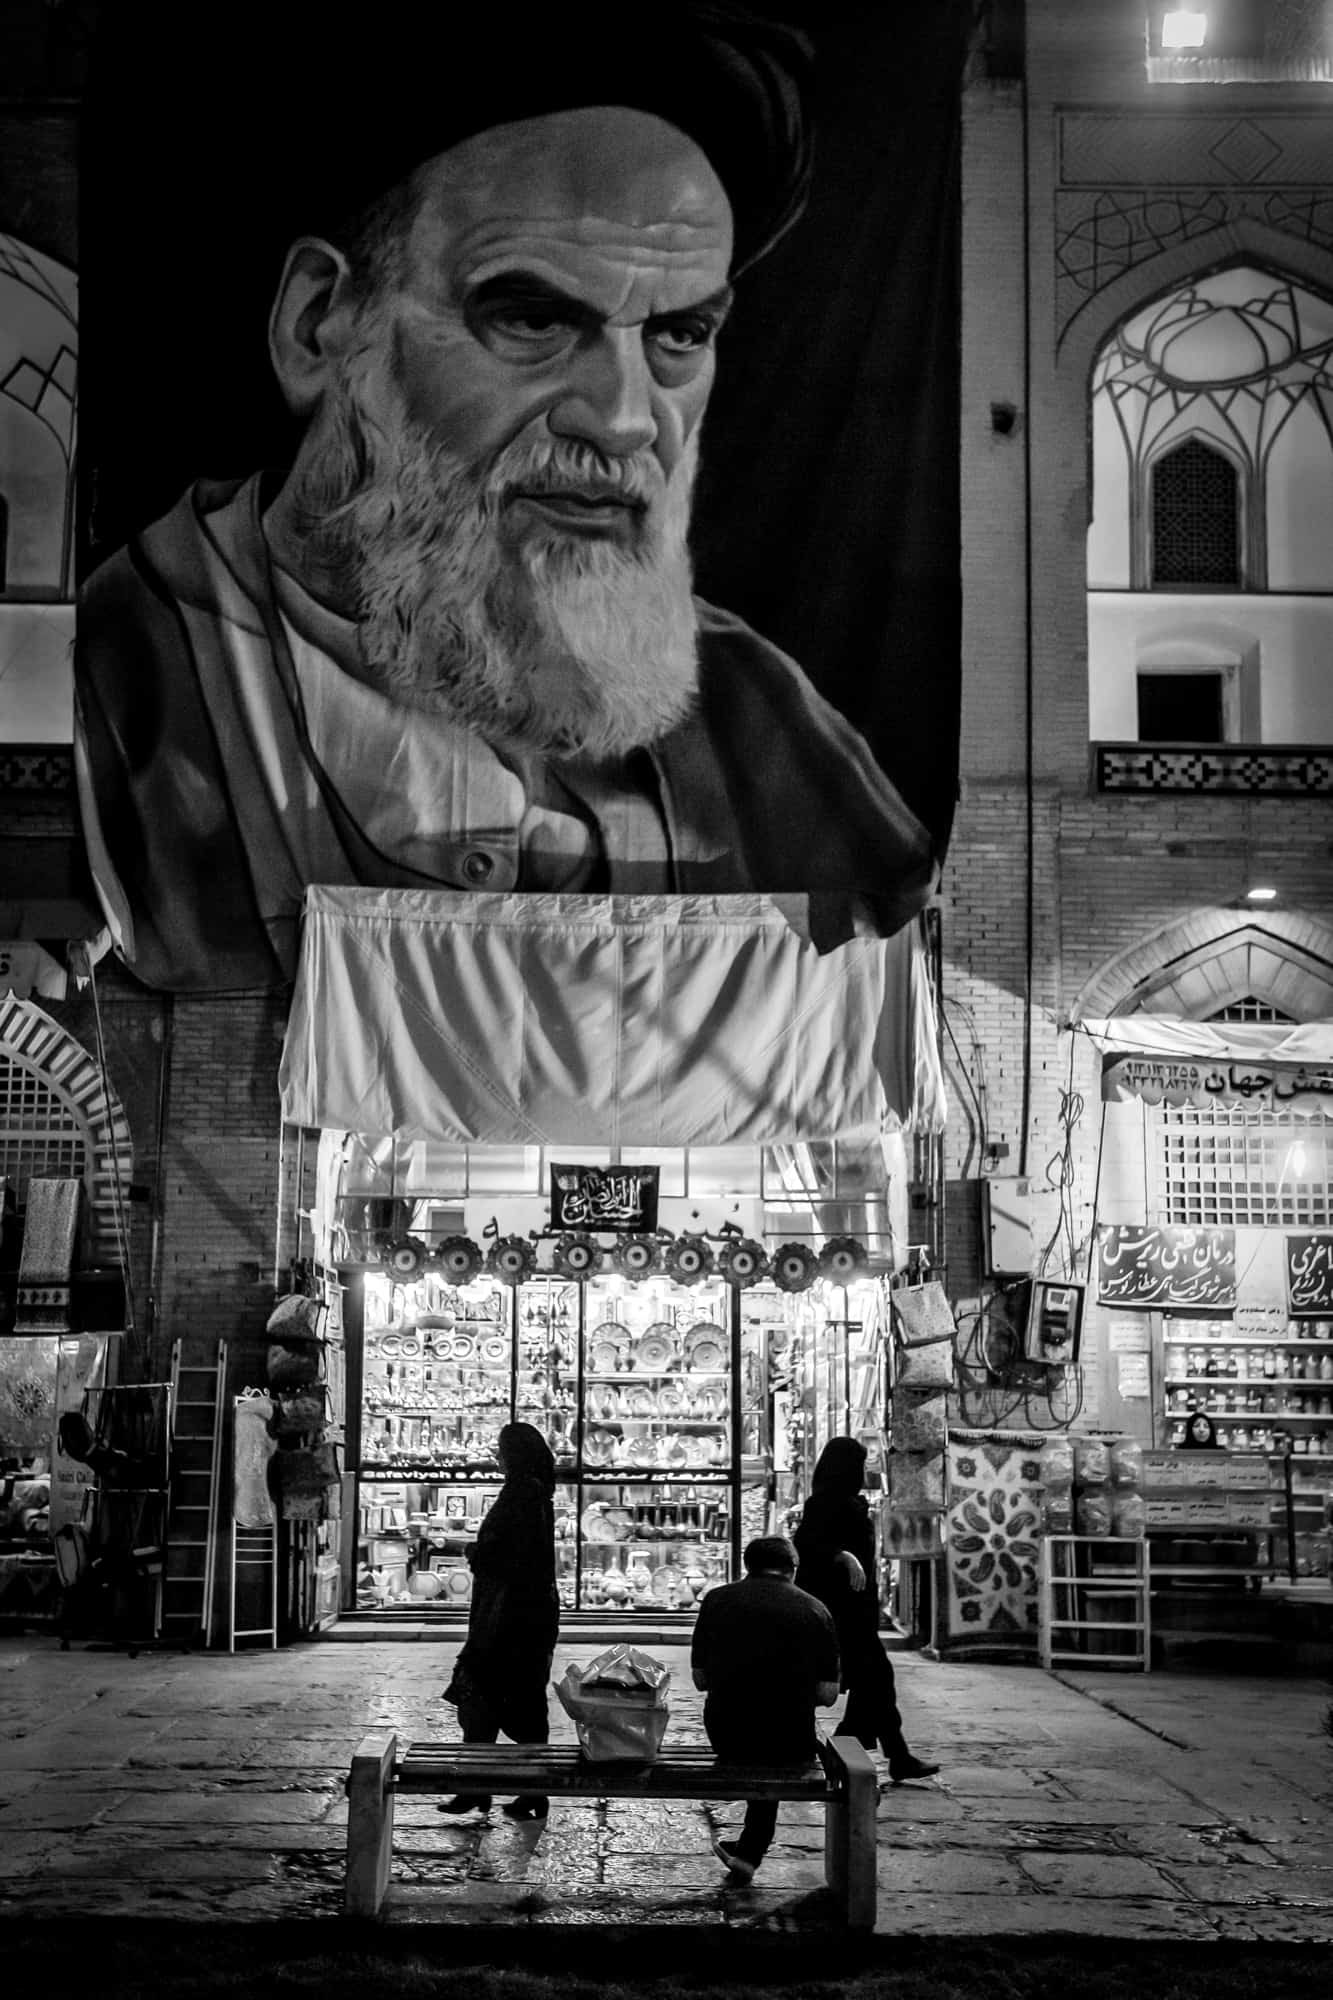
[691,1533,840,1885]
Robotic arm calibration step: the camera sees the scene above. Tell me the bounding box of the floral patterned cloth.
[943,1435,1044,1655]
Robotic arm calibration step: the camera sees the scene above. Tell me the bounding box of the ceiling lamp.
[1161,10,1208,49]
[1244,885,1278,904]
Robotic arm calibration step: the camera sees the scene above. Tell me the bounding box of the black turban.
[233,3,813,278]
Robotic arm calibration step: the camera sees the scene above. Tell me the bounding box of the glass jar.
[1263,1349,1278,1378]
[1321,1352,1333,1383]
[1274,1350,1290,1378]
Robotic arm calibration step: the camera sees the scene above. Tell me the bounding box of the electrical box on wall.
[980,1176,1033,1276]
[1022,1280,1085,1367]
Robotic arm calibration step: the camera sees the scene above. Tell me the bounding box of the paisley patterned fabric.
[943,1435,1044,1655]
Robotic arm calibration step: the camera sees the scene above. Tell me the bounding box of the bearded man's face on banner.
[272,108,735,762]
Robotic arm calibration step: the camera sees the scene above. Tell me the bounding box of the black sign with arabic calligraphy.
[549,1165,659,1236]
[1286,1234,1333,1318]
[1095,1224,1236,1314]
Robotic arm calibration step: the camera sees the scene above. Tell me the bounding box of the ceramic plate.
[581,1506,619,1545]
[588,1319,631,1346]
[480,1334,509,1366]
[451,1332,476,1364]
[583,1430,615,1467]
[626,1386,656,1418]
[686,1337,726,1372]
[629,1437,656,1468]
[590,1342,622,1375]
[633,1329,675,1372]
[604,1507,634,1542]
[446,1569,472,1598]
[692,1385,727,1421]
[656,1384,685,1417]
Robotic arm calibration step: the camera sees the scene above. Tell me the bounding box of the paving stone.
[874,1894,1218,1938]
[876,1851,1026,1895]
[1017,1853,1183,1898]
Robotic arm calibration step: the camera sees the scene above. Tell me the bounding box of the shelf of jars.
[1162,1315,1333,1458]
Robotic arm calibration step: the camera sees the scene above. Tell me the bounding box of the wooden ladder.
[161,1337,226,1646]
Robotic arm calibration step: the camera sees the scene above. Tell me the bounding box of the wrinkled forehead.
[398,106,735,296]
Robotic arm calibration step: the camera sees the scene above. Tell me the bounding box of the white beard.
[288,352,702,761]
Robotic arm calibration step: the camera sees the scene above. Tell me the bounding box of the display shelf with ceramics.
[581,1277,733,1482]
[574,1482,732,1613]
[514,1275,580,1473]
[357,1479,579,1611]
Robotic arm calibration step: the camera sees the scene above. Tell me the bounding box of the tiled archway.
[0,996,133,1261]
[1070,910,1333,1022]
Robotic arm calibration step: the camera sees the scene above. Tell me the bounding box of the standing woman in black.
[793,1436,939,1785]
[440,1421,559,1819]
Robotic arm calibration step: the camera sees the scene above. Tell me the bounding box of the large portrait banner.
[74,3,968,995]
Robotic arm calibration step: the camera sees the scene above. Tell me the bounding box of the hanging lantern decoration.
[435,1235,483,1284]
[717,1236,768,1289]
[382,1235,428,1280]
[664,1233,715,1286]
[552,1232,603,1280]
[771,1242,819,1294]
[819,1235,870,1284]
[486,1235,538,1287]
[613,1235,661,1280]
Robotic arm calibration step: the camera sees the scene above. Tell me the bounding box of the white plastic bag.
[555,1644,671,1762]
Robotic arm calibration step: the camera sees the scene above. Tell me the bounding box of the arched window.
[1150,438,1239,587]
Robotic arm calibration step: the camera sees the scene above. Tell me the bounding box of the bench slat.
[396,1743,827,1801]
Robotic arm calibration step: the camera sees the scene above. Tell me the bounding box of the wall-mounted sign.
[1102,1053,1333,1115]
[1286,1234,1333,1318]
[1095,1223,1236,1313]
[549,1165,660,1236]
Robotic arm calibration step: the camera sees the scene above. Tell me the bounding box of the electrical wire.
[85,952,141,1369]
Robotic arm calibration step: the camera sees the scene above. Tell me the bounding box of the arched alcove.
[0,997,133,1264]
[1071,910,1333,1023]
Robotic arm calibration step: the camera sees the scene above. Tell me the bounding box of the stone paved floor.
[1,1634,1330,1936]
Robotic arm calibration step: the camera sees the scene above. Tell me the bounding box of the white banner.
[280,887,942,1146]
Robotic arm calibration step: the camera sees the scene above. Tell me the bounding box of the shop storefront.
[340,1254,889,1620]
[272,885,944,1636]
[1089,1014,1333,1581]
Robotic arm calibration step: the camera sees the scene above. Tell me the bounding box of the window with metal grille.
[1207,996,1296,1024]
[1154,1108,1330,1228]
[0,1056,88,1206]
[1151,438,1240,586]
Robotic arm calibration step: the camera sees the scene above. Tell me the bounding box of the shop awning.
[1078,1014,1333,1064]
[279,886,945,1146]
[1079,1014,1333,1115]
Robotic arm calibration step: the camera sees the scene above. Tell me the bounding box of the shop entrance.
[338,1260,889,1626]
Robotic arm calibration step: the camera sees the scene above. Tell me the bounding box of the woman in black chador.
[440,1421,559,1819]
[793,1436,939,1785]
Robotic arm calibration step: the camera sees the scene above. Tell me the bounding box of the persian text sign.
[1286,1233,1333,1317]
[1101,1053,1333,1114]
[549,1164,660,1235]
[1095,1223,1236,1313]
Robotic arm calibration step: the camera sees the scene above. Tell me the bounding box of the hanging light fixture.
[1161,10,1208,49]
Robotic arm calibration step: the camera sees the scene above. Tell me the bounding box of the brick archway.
[0,996,134,1262]
[1071,910,1333,1023]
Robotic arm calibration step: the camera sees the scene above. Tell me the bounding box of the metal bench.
[345,1733,878,1927]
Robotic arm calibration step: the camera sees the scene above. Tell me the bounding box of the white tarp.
[1078,1014,1333,1063]
[280,886,943,1146]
